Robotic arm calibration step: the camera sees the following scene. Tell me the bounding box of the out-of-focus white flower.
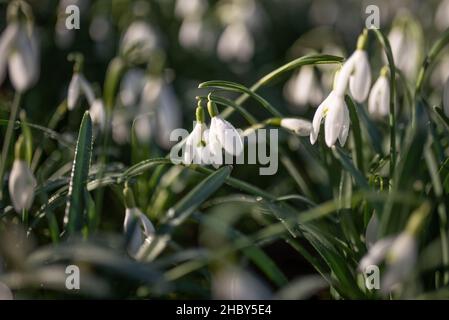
[335,49,371,103]
[175,0,207,18]
[365,214,379,248]
[120,21,157,62]
[67,73,95,110]
[0,22,39,92]
[119,69,146,108]
[89,99,106,131]
[436,0,449,31]
[310,91,350,147]
[133,113,154,144]
[284,66,323,109]
[179,17,208,50]
[217,22,254,63]
[368,68,390,119]
[112,109,131,145]
[123,186,155,257]
[0,282,13,300]
[212,267,271,299]
[280,118,312,136]
[8,137,36,213]
[155,85,182,149]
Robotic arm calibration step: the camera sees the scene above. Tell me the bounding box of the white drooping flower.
[155,85,183,149]
[209,116,243,157]
[120,21,157,63]
[119,69,145,108]
[436,0,449,31]
[183,121,209,165]
[284,66,323,108]
[0,22,39,92]
[67,73,95,110]
[217,22,254,63]
[8,137,36,213]
[123,187,155,257]
[310,91,350,147]
[175,0,207,19]
[368,68,390,119]
[280,118,312,136]
[335,49,371,103]
[89,99,106,131]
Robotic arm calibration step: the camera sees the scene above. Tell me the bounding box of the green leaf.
[64,112,93,235]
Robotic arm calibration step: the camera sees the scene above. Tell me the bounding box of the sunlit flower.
[183,105,210,165]
[8,136,36,213]
[120,21,157,63]
[284,66,323,108]
[0,22,39,92]
[208,114,243,157]
[67,72,95,110]
[310,91,350,147]
[123,186,155,257]
[217,22,254,63]
[89,99,106,131]
[279,118,312,136]
[368,67,390,118]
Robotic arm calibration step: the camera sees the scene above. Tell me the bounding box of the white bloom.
[335,49,371,103]
[119,69,145,108]
[436,0,449,31]
[310,91,350,147]
[183,122,209,165]
[284,66,323,108]
[368,73,390,118]
[89,99,106,131]
[120,21,157,62]
[217,22,254,63]
[155,85,182,149]
[123,207,155,257]
[134,113,154,144]
[112,109,131,145]
[386,26,419,79]
[443,76,449,118]
[67,73,95,110]
[8,159,37,212]
[0,23,39,92]
[358,232,417,293]
[175,0,207,18]
[280,118,312,136]
[209,116,244,157]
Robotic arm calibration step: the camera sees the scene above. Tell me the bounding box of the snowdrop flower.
[310,90,350,147]
[207,98,243,164]
[436,0,449,31]
[284,66,323,108]
[368,67,390,119]
[217,22,254,63]
[119,69,145,108]
[183,105,210,165]
[155,85,182,149]
[0,18,39,92]
[8,136,36,213]
[67,72,95,110]
[120,21,157,63]
[89,99,106,131]
[175,0,207,19]
[279,118,312,136]
[358,203,429,293]
[123,186,155,257]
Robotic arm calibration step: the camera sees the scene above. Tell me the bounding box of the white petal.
[334,54,357,96]
[155,86,182,149]
[120,21,157,61]
[0,23,19,85]
[368,76,390,118]
[324,95,345,147]
[78,74,95,105]
[217,22,254,63]
[358,237,395,272]
[119,69,145,107]
[8,160,37,212]
[89,99,106,131]
[338,100,350,146]
[349,50,371,103]
[214,117,243,156]
[368,76,383,116]
[124,207,155,257]
[280,118,312,136]
[67,73,80,110]
[8,28,39,92]
[310,93,332,145]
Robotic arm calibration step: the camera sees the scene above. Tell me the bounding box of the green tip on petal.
[207,94,218,118]
[356,29,369,50]
[196,105,205,123]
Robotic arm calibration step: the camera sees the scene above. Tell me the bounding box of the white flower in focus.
[124,207,155,257]
[89,99,106,131]
[217,22,254,63]
[119,69,145,108]
[310,91,350,147]
[368,70,390,119]
[8,136,37,213]
[0,22,39,92]
[335,49,371,103]
[67,73,95,110]
[183,121,209,165]
[209,116,244,157]
[280,118,312,136]
[284,66,323,108]
[120,21,157,62]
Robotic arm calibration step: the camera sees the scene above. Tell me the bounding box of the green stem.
[0,92,22,201]
[371,29,396,186]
